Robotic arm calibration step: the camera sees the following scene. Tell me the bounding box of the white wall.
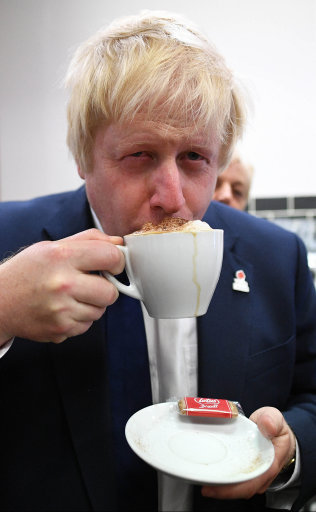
[0,0,315,201]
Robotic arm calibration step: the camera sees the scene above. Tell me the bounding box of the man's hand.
[0,229,125,344]
[201,406,296,500]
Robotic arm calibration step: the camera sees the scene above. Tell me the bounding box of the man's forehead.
[104,117,218,147]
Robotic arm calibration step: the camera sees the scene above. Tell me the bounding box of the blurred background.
[1,0,316,276]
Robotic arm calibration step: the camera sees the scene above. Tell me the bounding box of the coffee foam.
[129,217,212,235]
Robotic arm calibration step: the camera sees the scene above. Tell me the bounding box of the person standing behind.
[213,151,254,210]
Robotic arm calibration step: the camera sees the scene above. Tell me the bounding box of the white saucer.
[125,402,274,485]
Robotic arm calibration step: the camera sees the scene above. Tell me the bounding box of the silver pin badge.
[232,269,250,293]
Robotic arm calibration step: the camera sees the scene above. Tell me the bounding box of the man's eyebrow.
[118,141,146,149]
[116,137,159,149]
[232,180,246,187]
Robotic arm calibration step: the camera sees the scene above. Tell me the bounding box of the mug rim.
[125,228,223,238]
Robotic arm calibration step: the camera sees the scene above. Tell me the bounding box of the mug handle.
[102,245,142,301]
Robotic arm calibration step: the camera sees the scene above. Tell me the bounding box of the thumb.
[250,407,284,439]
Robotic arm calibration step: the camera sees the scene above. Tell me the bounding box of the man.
[1,11,316,512]
[213,151,254,210]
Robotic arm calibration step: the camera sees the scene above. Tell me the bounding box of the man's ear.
[77,165,85,179]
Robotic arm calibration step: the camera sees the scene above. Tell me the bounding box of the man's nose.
[149,161,186,213]
[214,182,233,206]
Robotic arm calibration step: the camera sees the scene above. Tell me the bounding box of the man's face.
[79,115,222,236]
[213,160,251,211]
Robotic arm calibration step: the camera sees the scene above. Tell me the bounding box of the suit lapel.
[105,293,158,510]
[42,186,93,240]
[198,205,254,404]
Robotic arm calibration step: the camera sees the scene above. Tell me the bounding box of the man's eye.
[187,152,203,161]
[233,189,243,198]
[131,151,145,157]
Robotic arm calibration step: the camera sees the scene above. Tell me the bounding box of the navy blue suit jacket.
[1,186,316,511]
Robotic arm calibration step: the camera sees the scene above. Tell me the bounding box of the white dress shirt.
[141,306,198,511]
[0,338,13,357]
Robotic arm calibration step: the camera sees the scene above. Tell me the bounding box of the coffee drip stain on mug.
[192,232,201,316]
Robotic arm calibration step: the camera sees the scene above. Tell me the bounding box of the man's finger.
[71,273,120,307]
[48,239,125,275]
[64,228,123,245]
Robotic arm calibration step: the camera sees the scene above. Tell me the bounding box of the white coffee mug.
[103,229,223,318]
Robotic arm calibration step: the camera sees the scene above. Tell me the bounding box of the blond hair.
[65,10,247,172]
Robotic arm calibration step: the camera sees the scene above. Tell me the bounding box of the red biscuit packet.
[178,396,243,418]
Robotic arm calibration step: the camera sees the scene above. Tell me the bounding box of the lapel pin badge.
[232,269,250,293]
